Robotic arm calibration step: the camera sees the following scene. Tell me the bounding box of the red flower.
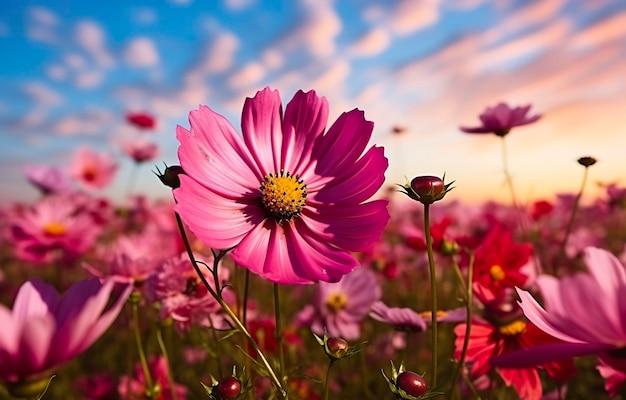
[470,225,533,300]
[126,111,157,130]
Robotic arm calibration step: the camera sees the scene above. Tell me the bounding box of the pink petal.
[584,247,626,301]
[241,87,283,175]
[281,90,329,175]
[12,279,59,322]
[493,342,613,368]
[174,175,263,250]
[16,314,55,376]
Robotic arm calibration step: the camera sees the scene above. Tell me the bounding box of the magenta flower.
[294,267,381,340]
[369,301,427,332]
[8,195,101,264]
[120,138,160,164]
[118,355,187,400]
[24,164,74,195]
[69,146,118,190]
[460,102,541,137]
[494,247,626,377]
[174,87,389,284]
[0,278,132,384]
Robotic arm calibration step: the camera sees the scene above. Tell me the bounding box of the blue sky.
[1,0,625,204]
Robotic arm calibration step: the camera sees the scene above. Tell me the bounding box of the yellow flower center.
[499,320,527,336]
[43,222,67,236]
[490,264,506,281]
[419,310,448,320]
[259,170,307,222]
[326,292,348,313]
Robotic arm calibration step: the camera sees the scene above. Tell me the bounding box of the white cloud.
[224,0,256,11]
[22,82,63,106]
[124,37,160,67]
[389,0,440,36]
[131,7,157,25]
[228,62,265,89]
[74,20,114,68]
[74,70,105,89]
[46,64,67,80]
[52,108,113,136]
[26,6,59,43]
[185,31,240,84]
[349,27,391,57]
[309,60,350,93]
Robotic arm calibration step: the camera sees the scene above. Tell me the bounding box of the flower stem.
[156,325,179,400]
[449,252,474,397]
[130,294,156,400]
[423,203,438,388]
[174,212,286,398]
[500,136,526,233]
[323,359,335,400]
[560,165,590,258]
[273,283,287,394]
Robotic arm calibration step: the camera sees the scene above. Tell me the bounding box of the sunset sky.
[1,0,625,205]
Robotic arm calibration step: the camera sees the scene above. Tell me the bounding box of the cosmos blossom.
[120,138,160,164]
[174,87,389,284]
[125,111,157,130]
[0,278,132,384]
[69,146,118,190]
[494,247,626,378]
[459,102,541,137]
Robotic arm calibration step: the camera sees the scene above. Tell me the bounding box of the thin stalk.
[500,136,526,232]
[174,212,286,397]
[125,163,140,198]
[156,325,179,400]
[449,252,475,397]
[242,269,250,328]
[131,296,156,399]
[323,360,335,400]
[423,203,438,387]
[273,283,287,393]
[560,166,590,256]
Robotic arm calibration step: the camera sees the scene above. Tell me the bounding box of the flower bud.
[216,376,241,399]
[154,164,185,189]
[400,175,454,205]
[577,156,597,167]
[326,336,349,359]
[396,371,428,397]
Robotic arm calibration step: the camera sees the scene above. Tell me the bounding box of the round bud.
[577,156,597,167]
[157,165,185,189]
[216,376,241,399]
[410,176,446,204]
[326,336,349,359]
[396,371,428,397]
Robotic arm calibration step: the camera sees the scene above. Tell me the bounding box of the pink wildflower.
[295,267,381,340]
[145,254,233,331]
[460,102,541,137]
[120,138,160,164]
[0,278,132,384]
[174,87,389,284]
[24,164,74,195]
[69,146,118,190]
[126,111,157,130]
[8,195,101,264]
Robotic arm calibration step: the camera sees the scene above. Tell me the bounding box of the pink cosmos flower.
[145,253,233,332]
[120,138,160,164]
[118,355,187,400]
[294,267,381,340]
[494,247,626,380]
[174,87,389,284]
[24,164,74,195]
[69,146,118,190]
[0,278,132,384]
[126,111,157,130]
[460,102,541,137]
[369,301,427,332]
[8,195,101,264]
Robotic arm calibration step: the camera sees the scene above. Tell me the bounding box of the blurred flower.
[120,138,159,164]
[118,355,187,400]
[597,359,626,398]
[174,87,389,284]
[126,111,157,130]
[0,278,132,385]
[24,164,74,195]
[460,102,541,137]
[7,195,101,264]
[369,301,427,333]
[69,146,118,190]
[295,267,381,340]
[530,200,553,221]
[145,253,233,332]
[494,247,626,391]
[76,373,117,400]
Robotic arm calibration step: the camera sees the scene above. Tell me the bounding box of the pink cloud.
[74,20,114,68]
[571,11,626,49]
[389,0,439,36]
[124,37,160,68]
[349,27,391,57]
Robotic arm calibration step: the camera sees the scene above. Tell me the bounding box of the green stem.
[423,203,438,388]
[501,136,526,233]
[174,212,286,398]
[156,325,179,400]
[323,360,335,400]
[243,269,250,328]
[131,295,156,399]
[274,283,287,394]
[560,166,589,257]
[449,252,474,397]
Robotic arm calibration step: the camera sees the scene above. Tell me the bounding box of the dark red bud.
[216,376,241,399]
[326,336,349,359]
[577,156,597,167]
[396,371,428,397]
[410,176,446,204]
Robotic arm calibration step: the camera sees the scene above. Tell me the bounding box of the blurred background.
[1,0,625,205]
